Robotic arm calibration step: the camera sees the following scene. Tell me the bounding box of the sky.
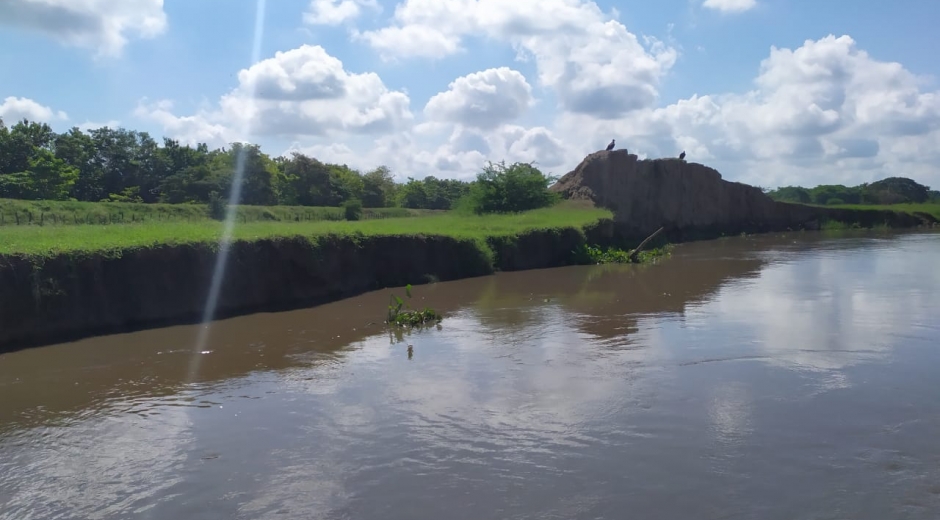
[1,0,939,189]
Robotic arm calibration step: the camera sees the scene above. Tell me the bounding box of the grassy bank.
[0,201,613,257]
[814,202,940,221]
[0,201,617,350]
[0,198,431,227]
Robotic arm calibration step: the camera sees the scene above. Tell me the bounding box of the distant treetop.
[766,177,936,205]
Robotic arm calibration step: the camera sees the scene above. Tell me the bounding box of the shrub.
[466,161,560,214]
[207,191,227,220]
[103,186,144,203]
[344,198,363,221]
[449,194,477,215]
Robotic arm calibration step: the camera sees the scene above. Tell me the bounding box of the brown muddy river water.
[2,231,940,519]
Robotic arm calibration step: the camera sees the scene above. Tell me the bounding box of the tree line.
[0,118,488,211]
[766,177,940,206]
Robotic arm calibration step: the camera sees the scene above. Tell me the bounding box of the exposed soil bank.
[0,226,610,352]
[551,150,937,241]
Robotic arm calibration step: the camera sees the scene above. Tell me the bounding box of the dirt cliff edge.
[550,150,933,238]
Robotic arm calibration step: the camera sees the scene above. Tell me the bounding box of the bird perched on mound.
[605,139,615,151]
[679,151,686,160]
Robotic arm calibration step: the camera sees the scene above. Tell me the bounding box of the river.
[2,230,939,519]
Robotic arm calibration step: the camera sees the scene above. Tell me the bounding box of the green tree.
[0,149,78,200]
[361,165,397,207]
[281,152,333,206]
[439,178,472,208]
[809,184,860,205]
[224,143,279,206]
[421,177,472,210]
[328,164,364,205]
[421,176,454,210]
[397,177,428,209]
[153,139,214,202]
[766,186,811,204]
[159,164,227,203]
[466,161,559,214]
[863,177,930,204]
[55,127,104,201]
[88,127,136,199]
[0,119,55,176]
[132,132,170,202]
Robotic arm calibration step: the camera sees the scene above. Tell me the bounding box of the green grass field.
[817,202,940,221]
[0,201,612,257]
[0,198,433,227]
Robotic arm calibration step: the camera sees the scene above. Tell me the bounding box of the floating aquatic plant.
[387,284,442,328]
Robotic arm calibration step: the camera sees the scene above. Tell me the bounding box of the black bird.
[605,139,615,151]
[679,150,686,160]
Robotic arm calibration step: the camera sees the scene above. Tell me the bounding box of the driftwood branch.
[628,226,665,262]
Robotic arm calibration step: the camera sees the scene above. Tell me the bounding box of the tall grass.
[0,198,434,227]
[0,201,613,257]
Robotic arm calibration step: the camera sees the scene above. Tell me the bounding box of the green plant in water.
[387,283,442,327]
[633,245,674,263]
[820,220,862,231]
[576,244,673,264]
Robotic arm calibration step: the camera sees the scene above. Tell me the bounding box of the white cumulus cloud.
[424,67,534,129]
[304,0,380,25]
[133,99,230,148]
[0,0,167,57]
[356,0,677,117]
[702,0,757,13]
[437,125,568,172]
[77,119,121,132]
[0,96,68,123]
[136,45,413,147]
[502,126,568,169]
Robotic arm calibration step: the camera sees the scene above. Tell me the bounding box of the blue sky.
[1,0,939,188]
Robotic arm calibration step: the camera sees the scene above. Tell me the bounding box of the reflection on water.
[2,230,940,519]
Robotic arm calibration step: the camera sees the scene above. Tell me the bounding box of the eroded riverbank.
[1,218,934,352]
[0,222,622,352]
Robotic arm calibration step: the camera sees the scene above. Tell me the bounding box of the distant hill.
[767,177,940,206]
